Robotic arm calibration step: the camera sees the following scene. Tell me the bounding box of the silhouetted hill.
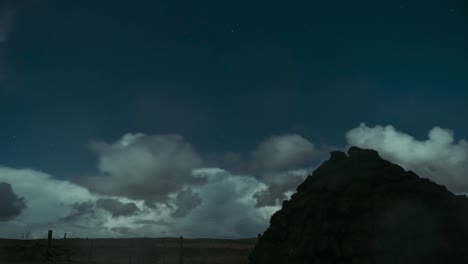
[249,146,468,264]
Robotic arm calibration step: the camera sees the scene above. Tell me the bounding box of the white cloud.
[0,164,280,239]
[0,167,94,225]
[346,123,468,193]
[172,168,278,238]
[0,166,103,238]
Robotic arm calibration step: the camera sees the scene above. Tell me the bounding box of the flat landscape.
[0,237,257,264]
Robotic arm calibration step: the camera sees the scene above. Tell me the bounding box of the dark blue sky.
[1,0,467,177]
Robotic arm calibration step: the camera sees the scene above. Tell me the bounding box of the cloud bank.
[0,133,310,238]
[3,124,465,239]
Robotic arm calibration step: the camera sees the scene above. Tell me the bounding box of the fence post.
[46,230,53,260]
[179,236,184,264]
[48,230,53,248]
[88,238,93,264]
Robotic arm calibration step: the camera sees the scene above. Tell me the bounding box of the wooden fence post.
[179,236,184,264]
[87,238,93,264]
[45,230,53,260]
[47,230,53,248]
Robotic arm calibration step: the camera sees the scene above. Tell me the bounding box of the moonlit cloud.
[79,133,205,205]
[2,125,467,239]
[172,168,277,238]
[250,134,320,207]
[346,123,468,193]
[0,167,96,225]
[252,169,308,207]
[251,134,318,172]
[0,166,103,238]
[0,131,289,238]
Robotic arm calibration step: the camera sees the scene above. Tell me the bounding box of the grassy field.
[0,237,257,264]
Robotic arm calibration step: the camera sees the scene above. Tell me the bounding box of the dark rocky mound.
[249,146,468,264]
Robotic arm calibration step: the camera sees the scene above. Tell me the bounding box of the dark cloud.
[132,219,171,226]
[61,201,95,222]
[253,179,302,207]
[170,188,202,218]
[78,133,205,204]
[109,226,134,237]
[96,198,140,217]
[0,182,26,221]
[248,134,321,207]
[252,168,313,207]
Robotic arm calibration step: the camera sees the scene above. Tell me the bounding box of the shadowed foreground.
[0,237,256,264]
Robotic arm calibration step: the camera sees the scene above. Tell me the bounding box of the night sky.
[0,0,467,239]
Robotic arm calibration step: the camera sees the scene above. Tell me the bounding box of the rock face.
[248,146,468,264]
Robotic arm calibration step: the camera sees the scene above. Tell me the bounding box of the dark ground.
[0,237,257,264]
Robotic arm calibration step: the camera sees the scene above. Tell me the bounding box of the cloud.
[346,123,468,193]
[0,166,108,238]
[249,134,321,207]
[96,198,140,218]
[169,188,202,218]
[79,133,205,205]
[87,168,281,238]
[251,134,318,173]
[0,182,26,221]
[0,166,97,225]
[0,132,325,239]
[2,125,468,239]
[61,201,96,222]
[252,169,308,207]
[169,168,278,238]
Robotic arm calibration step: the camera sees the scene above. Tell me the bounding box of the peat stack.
[249,146,468,264]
